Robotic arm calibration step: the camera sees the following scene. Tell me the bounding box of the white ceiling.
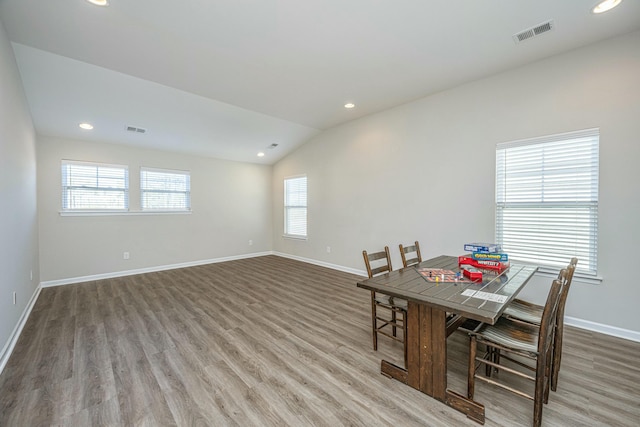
[2,0,639,164]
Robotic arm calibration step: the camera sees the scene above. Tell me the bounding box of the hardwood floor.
[1,255,638,426]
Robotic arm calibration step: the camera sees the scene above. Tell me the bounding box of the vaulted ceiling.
[2,0,639,163]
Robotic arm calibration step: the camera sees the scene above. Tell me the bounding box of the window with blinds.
[140,168,191,211]
[284,175,307,238]
[61,161,129,211]
[495,129,599,275]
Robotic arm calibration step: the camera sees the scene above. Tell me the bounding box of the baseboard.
[565,316,640,343]
[40,251,274,287]
[0,283,42,375]
[273,251,366,277]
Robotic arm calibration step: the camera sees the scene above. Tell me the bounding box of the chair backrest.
[537,269,568,354]
[560,257,578,284]
[363,246,393,278]
[399,241,422,268]
[556,258,577,326]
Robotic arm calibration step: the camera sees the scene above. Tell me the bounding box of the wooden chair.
[467,269,569,427]
[502,258,577,391]
[362,246,408,367]
[399,241,422,268]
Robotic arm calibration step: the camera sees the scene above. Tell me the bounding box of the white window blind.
[141,168,191,211]
[284,175,307,237]
[496,129,599,275]
[61,161,129,211]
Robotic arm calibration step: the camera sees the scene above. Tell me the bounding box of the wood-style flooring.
[1,255,639,426]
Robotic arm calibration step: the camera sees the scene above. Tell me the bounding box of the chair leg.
[493,347,501,374]
[391,310,397,337]
[544,345,553,404]
[485,346,499,377]
[485,346,493,377]
[533,353,547,427]
[468,335,477,399]
[370,292,378,351]
[551,324,565,392]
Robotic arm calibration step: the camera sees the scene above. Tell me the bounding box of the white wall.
[273,31,640,334]
[37,136,272,282]
[0,19,39,359]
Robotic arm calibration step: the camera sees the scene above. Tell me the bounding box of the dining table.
[356,255,538,423]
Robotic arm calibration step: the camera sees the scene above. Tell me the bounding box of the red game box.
[458,255,509,274]
[462,267,483,282]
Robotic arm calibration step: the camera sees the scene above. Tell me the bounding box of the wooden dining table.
[356,255,538,423]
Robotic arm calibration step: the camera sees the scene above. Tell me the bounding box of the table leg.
[379,301,485,424]
[406,301,446,398]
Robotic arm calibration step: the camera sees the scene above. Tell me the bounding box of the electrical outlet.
[249,240,253,246]
[123,252,130,260]
[326,246,331,253]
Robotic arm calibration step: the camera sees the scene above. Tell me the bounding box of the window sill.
[282,234,307,241]
[533,265,603,285]
[60,210,192,217]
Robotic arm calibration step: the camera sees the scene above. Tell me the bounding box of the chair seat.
[474,317,540,356]
[374,294,407,309]
[503,299,543,325]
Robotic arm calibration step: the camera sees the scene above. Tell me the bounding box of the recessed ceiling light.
[86,0,109,6]
[592,0,622,13]
[79,123,94,130]
[257,152,265,157]
[344,103,355,109]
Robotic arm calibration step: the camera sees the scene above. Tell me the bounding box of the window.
[284,175,307,238]
[61,160,129,211]
[495,129,599,275]
[140,168,191,211]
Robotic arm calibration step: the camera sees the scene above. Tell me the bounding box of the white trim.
[565,316,640,343]
[61,159,128,169]
[140,166,190,175]
[40,252,273,287]
[533,268,603,285]
[60,210,192,217]
[0,284,42,375]
[496,127,599,149]
[273,251,366,277]
[283,173,307,180]
[282,234,308,241]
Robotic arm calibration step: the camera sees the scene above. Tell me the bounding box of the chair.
[399,241,422,268]
[467,269,569,427]
[362,246,408,367]
[502,258,577,391]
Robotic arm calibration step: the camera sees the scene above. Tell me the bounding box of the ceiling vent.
[267,143,279,149]
[125,125,146,134]
[513,20,554,44]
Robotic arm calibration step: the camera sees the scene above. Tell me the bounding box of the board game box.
[471,252,509,262]
[458,255,509,273]
[461,266,483,282]
[463,242,502,253]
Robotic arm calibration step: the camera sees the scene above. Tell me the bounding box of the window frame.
[495,128,600,278]
[61,160,129,212]
[140,167,191,212]
[283,175,308,239]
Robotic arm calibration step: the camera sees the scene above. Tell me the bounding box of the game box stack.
[460,242,510,274]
